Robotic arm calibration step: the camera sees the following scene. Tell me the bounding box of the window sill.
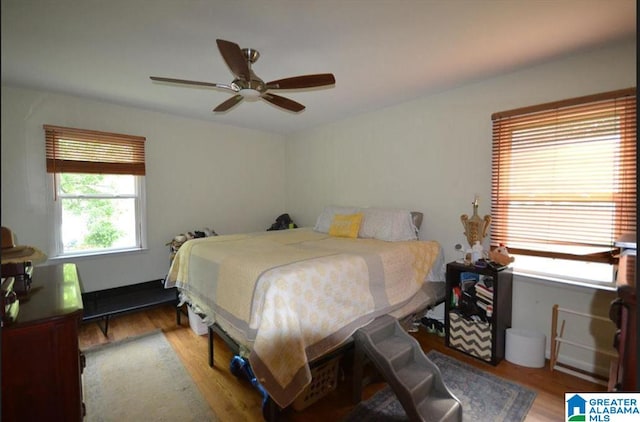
[46,247,149,264]
[512,269,617,292]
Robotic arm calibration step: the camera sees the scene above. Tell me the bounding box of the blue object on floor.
[230,355,269,407]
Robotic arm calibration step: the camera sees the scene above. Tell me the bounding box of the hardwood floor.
[78,304,606,421]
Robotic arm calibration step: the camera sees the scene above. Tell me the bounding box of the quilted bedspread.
[165,228,440,408]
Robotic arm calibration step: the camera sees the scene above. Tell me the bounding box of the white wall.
[1,86,287,292]
[285,39,635,375]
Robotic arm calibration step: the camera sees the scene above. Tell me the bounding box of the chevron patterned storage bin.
[448,311,492,362]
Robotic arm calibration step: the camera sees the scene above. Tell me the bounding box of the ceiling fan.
[150,39,336,113]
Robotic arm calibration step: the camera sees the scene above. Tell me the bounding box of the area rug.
[83,330,217,421]
[344,350,536,421]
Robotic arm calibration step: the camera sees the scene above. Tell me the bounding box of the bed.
[165,207,445,410]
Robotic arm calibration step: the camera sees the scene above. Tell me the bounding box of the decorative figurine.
[489,243,515,266]
[460,196,491,248]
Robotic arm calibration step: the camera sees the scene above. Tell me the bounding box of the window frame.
[50,173,148,258]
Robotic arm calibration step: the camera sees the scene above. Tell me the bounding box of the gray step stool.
[353,314,462,422]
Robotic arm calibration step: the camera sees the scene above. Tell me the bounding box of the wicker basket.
[292,356,341,411]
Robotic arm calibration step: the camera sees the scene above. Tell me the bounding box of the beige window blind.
[44,125,146,175]
[490,88,636,264]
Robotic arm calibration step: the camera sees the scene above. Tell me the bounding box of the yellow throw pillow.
[328,213,363,238]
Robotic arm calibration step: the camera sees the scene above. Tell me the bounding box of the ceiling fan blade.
[150,76,235,91]
[216,39,251,81]
[213,95,243,112]
[266,73,335,90]
[262,93,305,112]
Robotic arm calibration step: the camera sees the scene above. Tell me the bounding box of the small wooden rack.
[550,304,618,386]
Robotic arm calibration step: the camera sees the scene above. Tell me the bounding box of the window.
[44,125,147,257]
[490,88,636,287]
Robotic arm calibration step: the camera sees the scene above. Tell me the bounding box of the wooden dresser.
[1,263,85,421]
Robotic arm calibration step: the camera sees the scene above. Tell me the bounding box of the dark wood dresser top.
[10,263,83,327]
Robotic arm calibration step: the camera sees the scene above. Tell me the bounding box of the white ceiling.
[1,0,636,135]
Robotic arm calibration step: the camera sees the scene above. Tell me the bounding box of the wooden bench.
[82,280,182,336]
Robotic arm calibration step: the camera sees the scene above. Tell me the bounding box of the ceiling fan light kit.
[150,39,335,113]
[239,89,261,101]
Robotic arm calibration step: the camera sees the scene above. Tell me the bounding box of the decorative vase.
[460,198,491,248]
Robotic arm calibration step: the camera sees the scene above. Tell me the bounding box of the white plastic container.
[471,241,483,263]
[188,306,208,336]
[505,328,546,368]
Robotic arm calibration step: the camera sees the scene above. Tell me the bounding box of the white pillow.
[314,206,361,233]
[359,208,418,241]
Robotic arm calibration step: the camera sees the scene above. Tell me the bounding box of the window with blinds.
[44,125,146,175]
[44,125,147,257]
[490,88,636,286]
